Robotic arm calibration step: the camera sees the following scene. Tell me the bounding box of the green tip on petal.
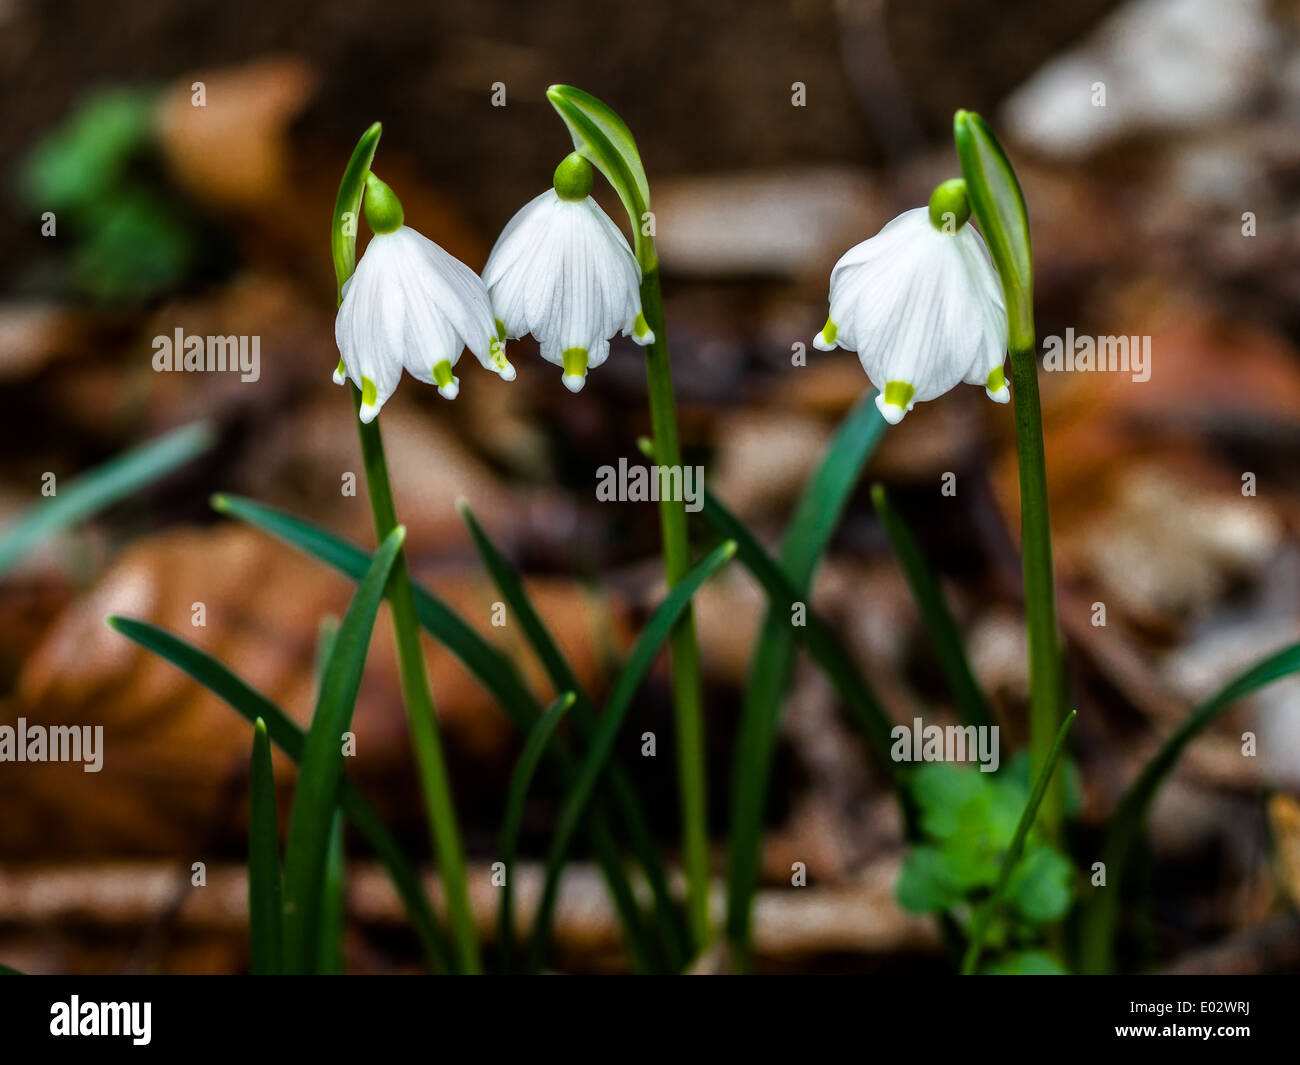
[985,365,1010,403]
[363,171,404,233]
[883,381,915,408]
[553,152,594,201]
[928,178,971,233]
[431,359,459,399]
[360,376,379,418]
[561,347,588,392]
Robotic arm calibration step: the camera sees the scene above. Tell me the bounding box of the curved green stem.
[1008,344,1066,842]
[641,268,711,951]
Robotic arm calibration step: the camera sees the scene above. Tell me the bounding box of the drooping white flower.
[334,173,514,423]
[813,180,1009,425]
[482,153,653,393]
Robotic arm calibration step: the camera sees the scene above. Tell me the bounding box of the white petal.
[484,191,643,373]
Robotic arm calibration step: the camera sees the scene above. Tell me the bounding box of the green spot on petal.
[821,317,838,345]
[633,312,650,339]
[361,376,378,408]
[561,347,588,378]
[494,317,507,343]
[884,381,915,409]
[986,366,1006,393]
[432,360,455,389]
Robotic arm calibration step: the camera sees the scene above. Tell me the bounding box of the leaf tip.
[210,492,230,514]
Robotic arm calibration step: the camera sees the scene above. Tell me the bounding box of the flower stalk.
[332,123,481,972]
[954,109,1066,839]
[546,85,712,948]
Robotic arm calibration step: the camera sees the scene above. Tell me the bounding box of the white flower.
[334,175,513,423]
[482,155,653,394]
[813,197,1009,426]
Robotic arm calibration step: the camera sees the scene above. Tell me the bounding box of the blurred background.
[1,0,1299,973]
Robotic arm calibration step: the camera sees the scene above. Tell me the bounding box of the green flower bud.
[363,171,404,234]
[552,152,594,201]
[928,178,971,233]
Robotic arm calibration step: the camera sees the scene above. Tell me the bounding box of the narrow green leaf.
[725,395,886,961]
[528,541,737,970]
[962,710,1076,975]
[316,811,347,975]
[1079,642,1300,973]
[643,436,900,779]
[282,525,405,973]
[458,500,685,969]
[497,692,575,972]
[0,421,213,577]
[106,614,452,971]
[871,484,992,729]
[248,718,282,975]
[219,491,677,970]
[332,122,382,302]
[0,964,25,975]
[212,494,539,732]
[953,110,1033,352]
[547,85,652,269]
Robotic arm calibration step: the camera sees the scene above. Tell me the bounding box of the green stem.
[640,267,711,951]
[352,391,481,973]
[1008,344,1066,843]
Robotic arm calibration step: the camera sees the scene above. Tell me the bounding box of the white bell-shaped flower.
[334,173,514,423]
[482,153,653,393]
[813,180,1009,425]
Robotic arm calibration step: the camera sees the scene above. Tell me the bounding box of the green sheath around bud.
[552,152,594,201]
[928,178,971,233]
[363,172,405,233]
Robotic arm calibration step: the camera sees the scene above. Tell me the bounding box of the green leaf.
[727,395,886,961]
[316,811,347,975]
[106,615,451,970]
[982,950,1067,976]
[953,110,1034,353]
[248,718,282,975]
[497,692,575,972]
[1079,641,1300,973]
[216,492,674,969]
[962,710,1077,974]
[332,122,382,301]
[871,484,993,728]
[657,444,900,780]
[1007,844,1073,924]
[896,846,964,914]
[211,494,540,732]
[0,422,214,577]
[911,764,989,841]
[458,501,682,970]
[281,525,405,973]
[528,541,737,970]
[547,85,654,270]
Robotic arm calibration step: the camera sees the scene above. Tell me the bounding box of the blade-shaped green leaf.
[954,110,1033,353]
[218,490,677,970]
[528,541,737,970]
[962,710,1077,974]
[459,500,685,968]
[641,434,900,780]
[282,524,405,973]
[497,691,575,972]
[106,614,452,971]
[1079,642,1300,973]
[547,85,654,270]
[0,421,213,577]
[248,718,282,975]
[212,493,539,731]
[332,122,382,301]
[725,394,886,962]
[871,484,992,729]
[316,811,347,975]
